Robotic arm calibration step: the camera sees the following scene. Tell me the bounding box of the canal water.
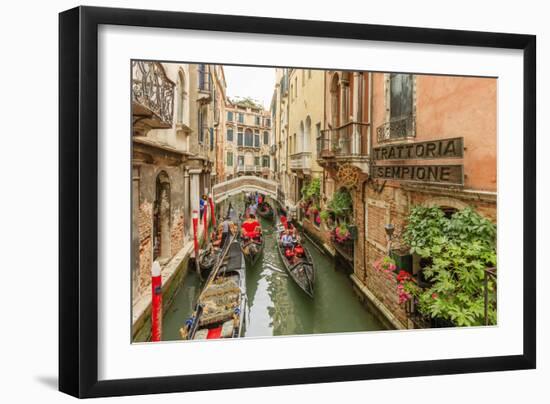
[162,195,385,341]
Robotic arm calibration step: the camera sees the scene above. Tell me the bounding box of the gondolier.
[220,215,232,249]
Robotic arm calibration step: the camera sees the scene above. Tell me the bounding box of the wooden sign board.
[372,164,464,185]
[373,137,464,161]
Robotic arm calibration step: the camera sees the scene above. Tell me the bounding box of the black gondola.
[197,204,236,277]
[180,238,247,340]
[240,204,264,266]
[257,201,274,220]
[275,215,315,297]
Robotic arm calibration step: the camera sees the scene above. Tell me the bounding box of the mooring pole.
[203,201,209,244]
[151,261,162,342]
[209,194,216,229]
[192,210,201,278]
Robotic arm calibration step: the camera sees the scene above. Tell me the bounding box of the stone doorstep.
[350,274,407,330]
[132,225,206,330]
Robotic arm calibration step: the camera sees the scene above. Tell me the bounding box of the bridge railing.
[212,175,279,203]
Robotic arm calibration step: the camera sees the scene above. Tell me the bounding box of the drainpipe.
[363,72,374,282]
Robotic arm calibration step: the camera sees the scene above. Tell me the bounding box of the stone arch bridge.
[212,175,280,204]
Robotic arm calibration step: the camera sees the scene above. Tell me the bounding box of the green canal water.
[162,195,385,341]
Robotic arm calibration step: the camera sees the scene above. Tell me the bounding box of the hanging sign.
[372,164,463,185]
[373,137,464,161]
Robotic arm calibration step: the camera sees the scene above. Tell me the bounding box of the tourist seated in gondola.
[241,214,261,240]
[281,229,294,249]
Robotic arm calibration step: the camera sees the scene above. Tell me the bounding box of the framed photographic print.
[59,6,536,398]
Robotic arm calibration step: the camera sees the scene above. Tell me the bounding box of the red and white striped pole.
[192,210,199,257]
[208,194,216,229]
[203,200,208,243]
[151,260,162,342]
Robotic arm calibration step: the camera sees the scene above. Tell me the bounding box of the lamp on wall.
[384,223,395,254]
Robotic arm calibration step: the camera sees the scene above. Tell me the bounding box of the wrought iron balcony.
[290,152,312,171]
[376,114,416,143]
[132,61,175,129]
[318,122,369,159]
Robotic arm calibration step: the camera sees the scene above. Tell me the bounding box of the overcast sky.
[223,65,276,110]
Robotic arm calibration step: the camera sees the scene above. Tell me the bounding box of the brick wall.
[138,201,153,297]
[170,209,185,256]
[358,180,496,328]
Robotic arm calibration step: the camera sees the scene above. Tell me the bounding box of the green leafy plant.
[319,210,331,222]
[327,188,353,219]
[301,178,321,202]
[402,206,497,326]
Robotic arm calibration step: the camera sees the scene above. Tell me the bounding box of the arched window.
[153,171,171,261]
[177,70,187,124]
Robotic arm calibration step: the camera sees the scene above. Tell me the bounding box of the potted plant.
[332,222,351,243]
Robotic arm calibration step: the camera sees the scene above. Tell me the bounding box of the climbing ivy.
[402,206,497,327]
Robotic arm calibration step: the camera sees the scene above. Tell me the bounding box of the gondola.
[240,204,265,266]
[275,214,315,297]
[257,201,274,221]
[180,238,247,340]
[197,204,236,277]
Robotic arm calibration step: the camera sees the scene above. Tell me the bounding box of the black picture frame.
[59,5,536,398]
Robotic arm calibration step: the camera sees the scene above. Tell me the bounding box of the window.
[198,64,210,91]
[177,70,186,124]
[255,115,261,126]
[263,131,269,145]
[262,156,270,167]
[265,118,271,128]
[198,107,206,143]
[245,129,253,146]
[227,111,233,121]
[226,152,234,166]
[238,155,244,166]
[254,156,260,166]
[316,123,321,153]
[209,128,214,151]
[227,128,234,142]
[237,129,243,146]
[254,133,260,147]
[238,113,244,123]
[389,73,413,121]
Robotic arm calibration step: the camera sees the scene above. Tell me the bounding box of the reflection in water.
[162,194,386,341]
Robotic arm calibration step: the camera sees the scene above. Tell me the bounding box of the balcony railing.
[376,114,416,143]
[131,61,175,128]
[236,164,262,173]
[290,152,312,170]
[318,122,369,158]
